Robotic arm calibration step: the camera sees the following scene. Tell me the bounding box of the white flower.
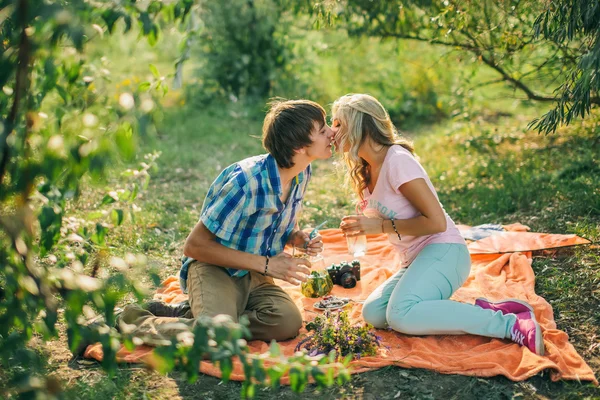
[82,113,98,127]
[119,93,135,110]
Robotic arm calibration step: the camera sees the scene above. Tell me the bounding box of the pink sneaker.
[509,311,545,355]
[475,297,533,315]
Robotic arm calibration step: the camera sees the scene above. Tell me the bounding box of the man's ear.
[295,148,307,155]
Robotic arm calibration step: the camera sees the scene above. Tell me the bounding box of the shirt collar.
[266,154,282,195]
[265,154,305,195]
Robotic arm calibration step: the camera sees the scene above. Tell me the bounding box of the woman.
[331,94,544,355]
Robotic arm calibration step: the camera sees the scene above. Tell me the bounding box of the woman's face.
[331,117,350,153]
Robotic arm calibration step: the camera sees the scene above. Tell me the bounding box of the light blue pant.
[362,243,516,339]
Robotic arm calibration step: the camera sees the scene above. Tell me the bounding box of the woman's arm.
[341,178,447,237]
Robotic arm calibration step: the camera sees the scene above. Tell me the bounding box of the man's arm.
[183,221,312,285]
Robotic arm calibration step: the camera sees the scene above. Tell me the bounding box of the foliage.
[530,0,600,134]
[0,0,192,396]
[0,0,345,398]
[153,314,352,397]
[191,0,290,102]
[295,310,382,359]
[288,0,600,134]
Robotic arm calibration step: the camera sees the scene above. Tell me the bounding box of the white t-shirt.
[357,145,465,266]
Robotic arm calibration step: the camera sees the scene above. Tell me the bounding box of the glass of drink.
[310,255,326,270]
[346,234,367,257]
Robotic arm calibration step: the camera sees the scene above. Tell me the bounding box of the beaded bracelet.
[390,220,402,241]
[263,255,270,276]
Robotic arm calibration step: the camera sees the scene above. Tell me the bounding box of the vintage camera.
[326,260,361,288]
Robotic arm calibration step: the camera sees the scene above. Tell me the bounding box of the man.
[117,99,335,344]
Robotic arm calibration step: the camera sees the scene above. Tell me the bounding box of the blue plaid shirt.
[179,154,311,290]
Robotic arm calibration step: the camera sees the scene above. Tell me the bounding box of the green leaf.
[55,85,69,103]
[115,123,136,160]
[149,64,160,78]
[147,26,159,46]
[38,206,62,255]
[129,208,136,224]
[118,190,131,201]
[326,366,335,386]
[252,358,265,382]
[130,183,139,201]
[102,9,121,33]
[139,12,153,35]
[269,340,280,357]
[289,367,301,392]
[123,337,135,352]
[111,209,124,226]
[101,193,118,206]
[69,26,85,50]
[311,366,327,387]
[220,358,233,382]
[87,210,104,220]
[241,382,255,399]
[138,81,152,91]
[90,223,108,246]
[267,365,284,388]
[342,353,353,366]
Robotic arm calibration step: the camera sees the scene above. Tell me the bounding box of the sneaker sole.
[529,311,545,356]
[475,297,534,313]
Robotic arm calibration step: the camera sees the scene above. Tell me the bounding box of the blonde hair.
[332,94,415,200]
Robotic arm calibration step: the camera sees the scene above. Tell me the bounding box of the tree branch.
[376,31,484,52]
[376,26,600,105]
[0,0,30,187]
[478,54,556,102]
[469,77,506,89]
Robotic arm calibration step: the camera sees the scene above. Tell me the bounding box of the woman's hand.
[340,216,383,236]
[287,229,324,256]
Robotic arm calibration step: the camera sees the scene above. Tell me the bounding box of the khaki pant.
[119,261,302,343]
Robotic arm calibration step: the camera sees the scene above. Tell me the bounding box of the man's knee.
[255,302,302,342]
[273,303,303,341]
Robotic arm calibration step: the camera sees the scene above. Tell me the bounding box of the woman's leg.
[386,243,516,339]
[362,267,408,328]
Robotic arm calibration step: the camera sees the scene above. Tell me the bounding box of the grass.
[6,27,600,399]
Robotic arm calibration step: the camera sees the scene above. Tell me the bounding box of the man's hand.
[287,229,324,256]
[267,253,312,285]
[340,215,383,236]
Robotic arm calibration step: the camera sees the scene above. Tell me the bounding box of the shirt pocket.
[244,205,280,235]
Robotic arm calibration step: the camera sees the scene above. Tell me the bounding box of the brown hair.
[262,99,326,168]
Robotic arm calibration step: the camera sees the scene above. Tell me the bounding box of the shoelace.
[511,326,526,346]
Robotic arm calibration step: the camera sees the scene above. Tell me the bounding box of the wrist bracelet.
[263,255,270,276]
[390,220,402,241]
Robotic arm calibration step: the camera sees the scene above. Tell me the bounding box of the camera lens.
[339,272,357,288]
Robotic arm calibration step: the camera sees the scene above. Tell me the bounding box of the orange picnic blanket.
[85,225,597,384]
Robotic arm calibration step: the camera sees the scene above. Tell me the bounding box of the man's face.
[302,120,335,160]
